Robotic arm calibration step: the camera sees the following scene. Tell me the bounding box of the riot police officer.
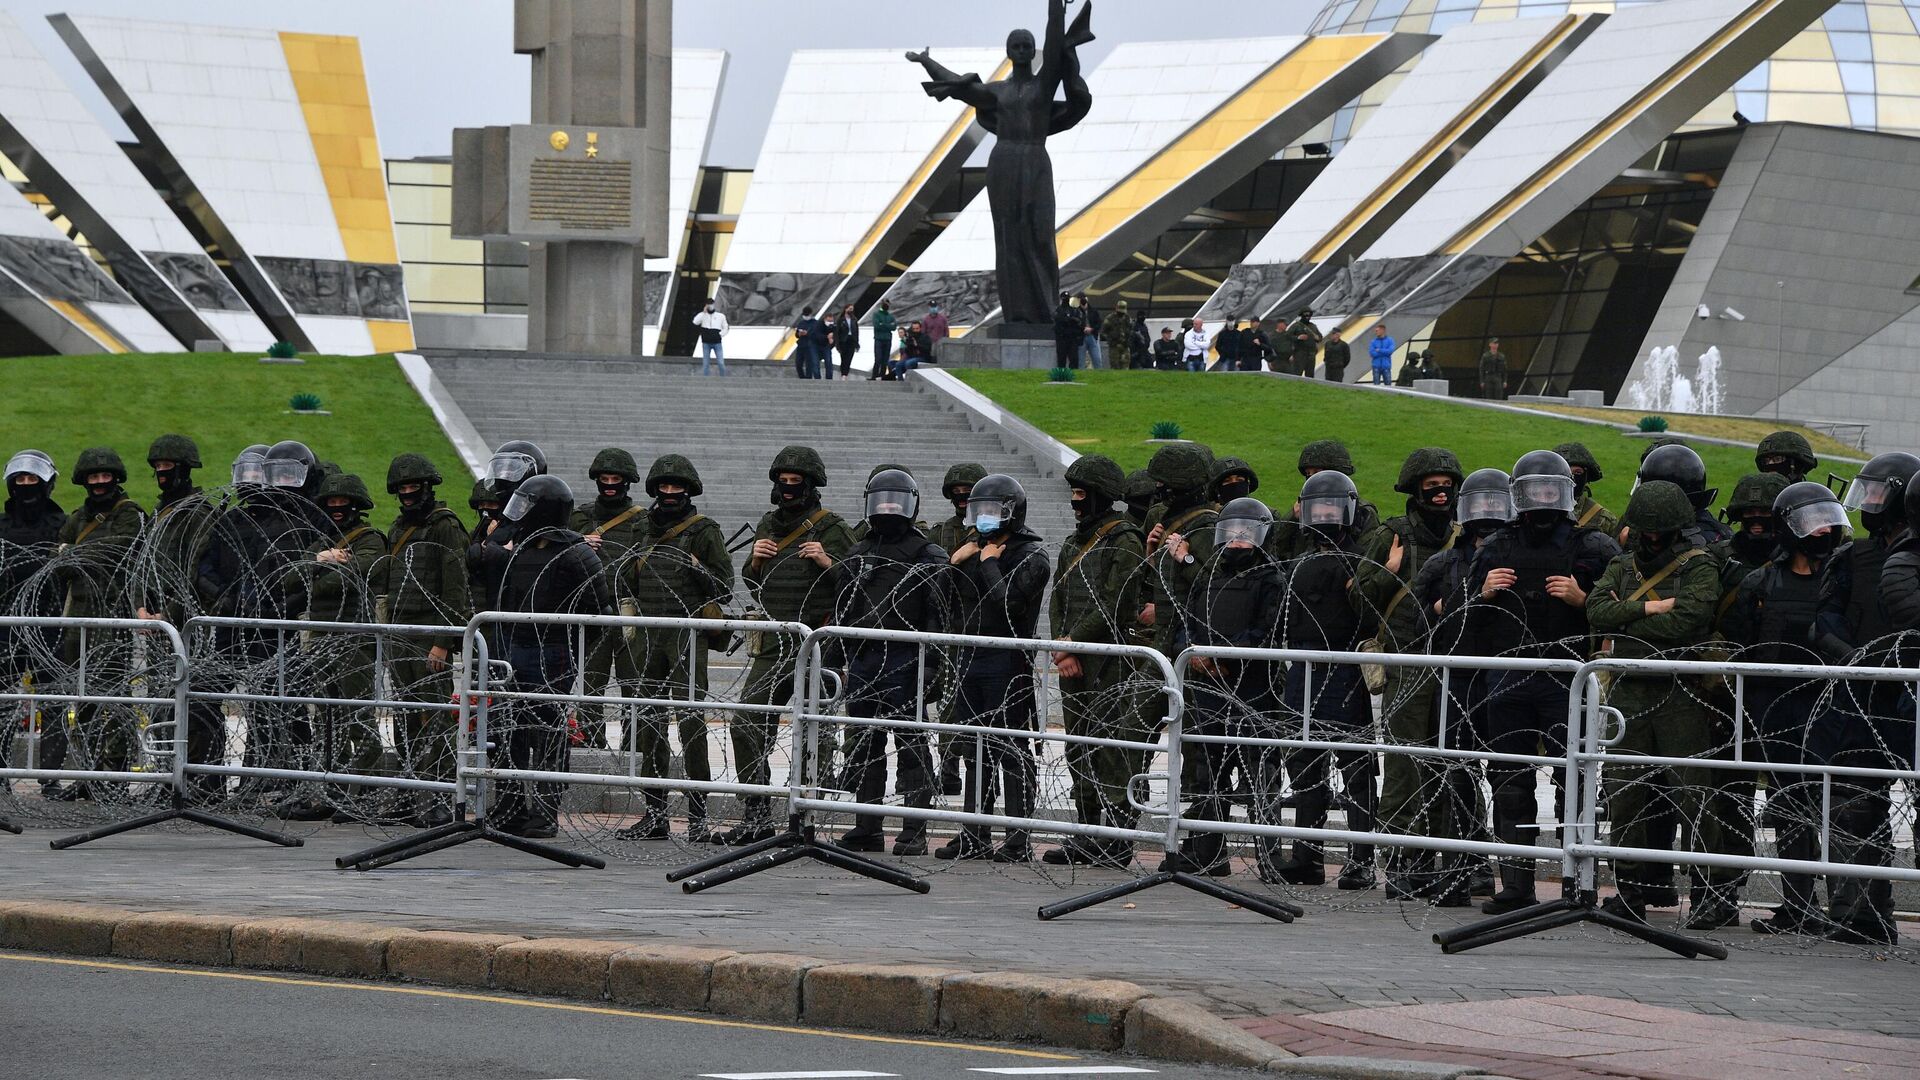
[0,451,65,788]
[724,446,855,846]
[1813,451,1920,944]
[830,469,950,853]
[1756,431,1818,484]
[1357,448,1464,899]
[1724,480,1848,935]
[1467,451,1620,914]
[473,475,611,838]
[1046,454,1148,867]
[1266,471,1378,888]
[939,473,1050,861]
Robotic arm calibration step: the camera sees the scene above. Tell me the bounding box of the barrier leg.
[337,810,606,872]
[674,814,930,895]
[334,817,471,869]
[50,791,303,850]
[1039,871,1173,920]
[0,814,23,835]
[1434,884,1726,959]
[1171,871,1303,922]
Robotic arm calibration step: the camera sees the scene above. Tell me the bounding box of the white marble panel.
[645,48,727,353]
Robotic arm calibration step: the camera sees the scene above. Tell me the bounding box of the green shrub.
[1046,366,1076,383]
[290,391,322,411]
[267,341,298,359]
[1638,415,1669,433]
[1150,420,1183,440]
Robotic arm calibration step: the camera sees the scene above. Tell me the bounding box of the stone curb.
[0,901,1432,1077]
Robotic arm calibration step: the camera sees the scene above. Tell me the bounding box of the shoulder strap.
[334,525,372,550]
[74,499,132,544]
[390,524,421,554]
[635,514,708,569]
[588,504,644,538]
[1575,501,1605,528]
[1164,506,1213,536]
[1382,529,1456,624]
[751,508,829,571]
[1059,518,1130,580]
[1625,548,1707,603]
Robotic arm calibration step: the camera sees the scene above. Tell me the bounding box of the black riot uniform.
[830,470,952,853]
[938,474,1051,862]
[0,451,66,777]
[1466,451,1620,914]
[471,475,611,838]
[1811,452,1920,944]
[1266,472,1379,889]
[1722,481,1849,935]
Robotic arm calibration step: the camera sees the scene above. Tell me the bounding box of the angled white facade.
[644,48,727,355]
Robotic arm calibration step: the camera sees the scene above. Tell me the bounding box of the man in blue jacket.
[792,306,827,380]
[1368,325,1396,385]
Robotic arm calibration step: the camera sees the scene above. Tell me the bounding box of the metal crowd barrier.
[341,611,816,872]
[0,615,297,849]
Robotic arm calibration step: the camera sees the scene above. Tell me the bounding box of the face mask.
[974,513,1003,535]
[1731,530,1774,564]
[1798,531,1841,559]
[1217,479,1251,502]
[154,466,191,496]
[1307,523,1347,546]
[1152,484,1171,506]
[1420,483,1455,513]
[599,480,630,503]
[86,482,118,502]
[1636,532,1669,560]
[1520,509,1560,536]
[1071,491,1093,522]
[8,480,43,506]
[1222,545,1257,569]
[476,506,501,523]
[1464,520,1503,544]
[1757,458,1793,478]
[772,480,806,506]
[397,488,427,511]
[327,506,352,528]
[1861,510,1891,536]
[655,491,689,513]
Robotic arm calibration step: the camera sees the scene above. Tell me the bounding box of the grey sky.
[2,0,1320,166]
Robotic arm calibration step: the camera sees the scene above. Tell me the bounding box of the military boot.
[684,793,714,844]
[715,796,777,846]
[1262,787,1328,885]
[1481,792,1538,915]
[616,791,671,840]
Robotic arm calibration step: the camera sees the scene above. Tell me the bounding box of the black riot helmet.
[1299,470,1359,539]
[1214,496,1274,549]
[1637,443,1715,511]
[6,449,56,486]
[264,440,320,497]
[964,473,1027,538]
[232,444,271,488]
[1843,451,1920,534]
[864,468,920,526]
[1458,468,1513,529]
[1510,450,1575,516]
[501,474,574,532]
[486,439,548,498]
[1776,480,1849,558]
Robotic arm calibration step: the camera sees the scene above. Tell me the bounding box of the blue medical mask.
[974,514,1002,535]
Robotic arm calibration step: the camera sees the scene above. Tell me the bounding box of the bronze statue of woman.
[908,0,1093,328]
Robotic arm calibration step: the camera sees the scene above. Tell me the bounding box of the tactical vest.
[1201,565,1274,646]
[631,514,714,616]
[1490,532,1588,647]
[1844,538,1893,644]
[1284,548,1361,649]
[1053,514,1142,636]
[753,508,839,624]
[387,507,464,620]
[1750,564,1822,667]
[837,537,944,634]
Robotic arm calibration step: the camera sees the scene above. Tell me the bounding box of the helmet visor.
[1457,488,1513,524]
[264,458,308,489]
[487,452,538,484]
[1511,475,1575,515]
[231,456,267,486]
[964,496,1018,530]
[1215,517,1270,547]
[864,488,916,521]
[1784,500,1850,539]
[4,453,54,484]
[502,489,536,522]
[1842,476,1895,514]
[1300,493,1354,527]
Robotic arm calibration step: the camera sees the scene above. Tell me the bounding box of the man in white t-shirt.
[1182,318,1209,373]
[693,299,729,376]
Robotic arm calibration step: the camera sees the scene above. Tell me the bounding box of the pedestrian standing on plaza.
[692,298,728,376]
[1322,328,1349,382]
[1053,293,1082,369]
[1479,338,1508,400]
[791,306,826,380]
[1100,299,1135,371]
[1078,293,1103,369]
[1153,326,1182,370]
[832,303,860,381]
[869,300,897,381]
[1241,318,1272,372]
[923,302,950,358]
[1287,308,1323,376]
[1212,318,1243,372]
[1368,325,1395,385]
[1130,309,1152,369]
[1182,317,1209,372]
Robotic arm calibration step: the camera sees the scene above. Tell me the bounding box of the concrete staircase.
[424,355,1078,571]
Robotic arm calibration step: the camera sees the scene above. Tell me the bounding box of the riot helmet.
[1726,472,1789,565]
[1297,439,1356,478]
[1636,443,1715,511]
[768,445,829,507]
[1623,480,1695,558]
[487,439,548,497]
[1510,451,1576,516]
[965,473,1027,537]
[1841,451,1920,534]
[501,474,573,531]
[589,447,640,504]
[263,440,319,494]
[73,447,128,501]
[5,449,55,508]
[1299,470,1358,540]
[942,463,988,515]
[318,472,373,529]
[232,444,271,488]
[1553,442,1603,494]
[1775,480,1849,559]
[864,468,920,526]
[1214,496,1274,549]
[147,433,201,498]
[1457,468,1513,539]
[469,478,502,519]
[1210,456,1260,503]
[1066,454,1126,523]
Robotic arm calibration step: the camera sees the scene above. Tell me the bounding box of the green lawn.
[954,369,1809,516]
[0,353,464,508]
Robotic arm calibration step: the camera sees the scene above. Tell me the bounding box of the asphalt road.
[0,950,1277,1080]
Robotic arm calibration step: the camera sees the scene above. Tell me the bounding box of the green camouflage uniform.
[372,454,470,783]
